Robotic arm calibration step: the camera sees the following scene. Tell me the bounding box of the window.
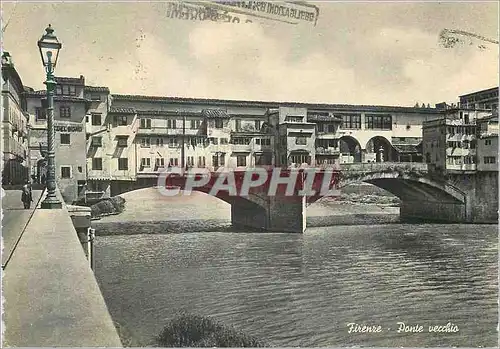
[232,137,251,145]
[290,154,311,164]
[115,115,127,126]
[341,114,361,129]
[91,113,102,126]
[91,136,102,147]
[35,108,47,121]
[198,156,206,167]
[285,116,303,122]
[56,85,62,95]
[168,138,178,147]
[69,86,76,96]
[169,158,179,167]
[365,114,392,130]
[296,137,307,145]
[190,120,201,129]
[212,154,225,167]
[90,94,101,101]
[187,156,195,167]
[235,119,241,131]
[254,153,272,166]
[485,139,492,146]
[220,138,228,144]
[118,158,128,170]
[484,156,496,164]
[78,166,83,173]
[210,137,218,145]
[327,124,336,133]
[141,158,151,168]
[63,86,69,95]
[60,133,70,145]
[60,166,71,178]
[140,138,151,148]
[167,119,176,129]
[256,138,271,146]
[92,158,103,170]
[155,158,165,168]
[140,118,152,129]
[86,115,89,123]
[237,155,247,167]
[317,124,324,133]
[215,119,224,129]
[117,136,128,147]
[60,106,71,118]
[156,138,164,146]
[255,120,261,131]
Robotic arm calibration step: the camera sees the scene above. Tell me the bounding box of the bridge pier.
[231,195,306,233]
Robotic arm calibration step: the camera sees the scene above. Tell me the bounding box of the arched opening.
[365,136,393,162]
[339,136,362,163]
[36,158,47,184]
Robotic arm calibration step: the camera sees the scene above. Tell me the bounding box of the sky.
[1,1,499,107]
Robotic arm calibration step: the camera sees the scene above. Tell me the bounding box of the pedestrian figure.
[22,182,33,209]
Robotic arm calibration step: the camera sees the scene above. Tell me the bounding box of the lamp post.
[38,24,62,209]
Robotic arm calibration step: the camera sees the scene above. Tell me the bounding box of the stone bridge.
[109,161,498,232]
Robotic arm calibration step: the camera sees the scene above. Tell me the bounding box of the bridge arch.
[339,135,362,163]
[337,172,466,204]
[365,136,393,162]
[110,178,269,207]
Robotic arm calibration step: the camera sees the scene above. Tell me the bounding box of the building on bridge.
[17,68,496,205]
[476,114,498,172]
[459,87,498,112]
[1,52,30,185]
[422,107,495,173]
[79,94,441,202]
[25,75,90,203]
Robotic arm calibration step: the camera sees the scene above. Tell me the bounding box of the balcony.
[231,144,252,153]
[315,147,340,155]
[446,164,477,172]
[316,132,339,139]
[136,127,206,136]
[113,125,133,136]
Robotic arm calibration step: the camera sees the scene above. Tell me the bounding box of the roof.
[111,94,441,114]
[202,109,231,118]
[109,107,136,114]
[23,90,88,103]
[136,109,200,117]
[85,86,110,92]
[459,87,498,98]
[2,62,24,98]
[55,75,85,85]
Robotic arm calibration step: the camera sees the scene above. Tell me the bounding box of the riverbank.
[90,196,126,220]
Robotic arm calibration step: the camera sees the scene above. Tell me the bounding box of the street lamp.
[38,24,62,209]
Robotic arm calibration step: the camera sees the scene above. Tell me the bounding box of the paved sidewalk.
[2,206,122,346]
[2,188,44,268]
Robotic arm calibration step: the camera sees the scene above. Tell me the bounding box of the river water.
[94,189,498,347]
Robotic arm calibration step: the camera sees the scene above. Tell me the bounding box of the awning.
[290,149,310,154]
[109,107,136,114]
[202,109,231,119]
[392,144,419,153]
